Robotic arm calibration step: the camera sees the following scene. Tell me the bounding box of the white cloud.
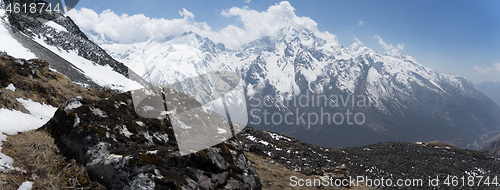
[493,62,500,71]
[244,0,251,3]
[474,65,492,75]
[396,43,405,50]
[179,8,195,19]
[374,35,405,52]
[358,19,364,26]
[216,1,332,48]
[67,1,338,49]
[474,62,500,75]
[374,35,391,50]
[66,8,211,44]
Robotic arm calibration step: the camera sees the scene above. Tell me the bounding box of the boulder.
[42,90,261,189]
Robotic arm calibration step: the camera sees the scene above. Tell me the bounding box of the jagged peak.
[144,31,226,54]
[277,26,319,45]
[279,26,313,37]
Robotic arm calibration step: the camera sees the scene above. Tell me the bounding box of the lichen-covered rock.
[42,90,261,189]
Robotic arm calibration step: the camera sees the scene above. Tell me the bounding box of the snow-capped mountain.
[0,0,144,91]
[95,26,500,149]
[2,0,490,149]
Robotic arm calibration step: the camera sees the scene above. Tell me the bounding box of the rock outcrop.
[0,54,105,110]
[42,90,261,189]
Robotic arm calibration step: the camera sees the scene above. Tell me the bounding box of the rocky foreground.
[1,55,262,189]
[42,92,261,189]
[239,127,500,189]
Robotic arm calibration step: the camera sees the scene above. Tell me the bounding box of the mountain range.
[91,26,500,149]
[2,0,500,189]
[3,0,500,149]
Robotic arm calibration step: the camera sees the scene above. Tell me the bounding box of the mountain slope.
[476,81,500,106]
[0,0,146,91]
[483,138,500,157]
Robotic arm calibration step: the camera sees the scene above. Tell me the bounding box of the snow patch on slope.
[0,98,57,172]
[6,83,15,92]
[0,21,37,59]
[17,181,33,190]
[32,36,142,91]
[44,21,68,33]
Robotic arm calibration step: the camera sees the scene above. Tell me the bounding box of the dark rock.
[42,90,261,189]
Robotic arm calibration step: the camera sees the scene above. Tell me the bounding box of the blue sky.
[71,0,500,83]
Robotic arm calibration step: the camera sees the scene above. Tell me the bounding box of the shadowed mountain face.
[483,139,500,157]
[239,28,500,149]
[476,82,500,106]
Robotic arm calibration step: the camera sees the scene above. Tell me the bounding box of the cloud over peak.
[67,1,336,49]
[474,62,500,75]
[67,8,211,44]
[374,35,405,53]
[179,8,195,19]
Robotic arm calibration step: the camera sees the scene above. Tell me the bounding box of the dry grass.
[0,56,109,189]
[0,130,105,190]
[0,55,107,111]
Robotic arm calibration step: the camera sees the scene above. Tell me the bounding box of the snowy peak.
[102,31,231,87]
[278,27,320,48]
[98,26,473,99]
[178,32,221,51]
[239,36,272,55]
[163,32,226,54]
